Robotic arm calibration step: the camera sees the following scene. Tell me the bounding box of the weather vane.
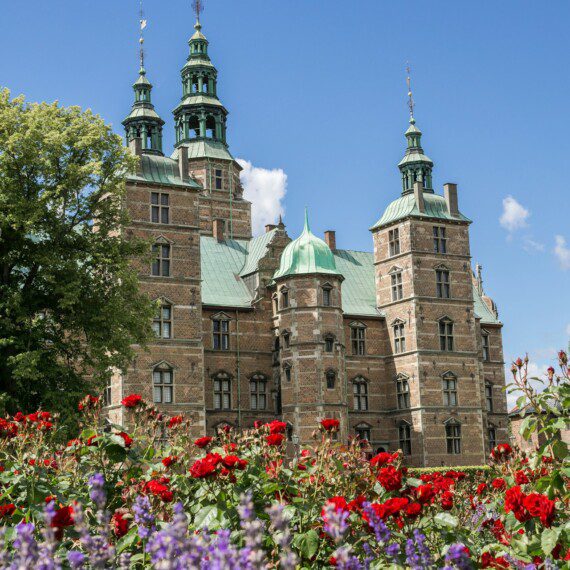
[406,63,415,120]
[139,0,147,70]
[193,0,204,23]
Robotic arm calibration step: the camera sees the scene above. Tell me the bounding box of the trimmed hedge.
[409,465,490,476]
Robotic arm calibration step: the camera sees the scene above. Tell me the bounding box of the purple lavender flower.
[322,502,349,543]
[266,503,298,570]
[11,522,39,568]
[386,542,400,559]
[405,529,433,570]
[332,546,365,570]
[134,494,156,540]
[444,543,473,570]
[237,492,266,568]
[88,473,106,511]
[362,502,390,544]
[67,550,86,569]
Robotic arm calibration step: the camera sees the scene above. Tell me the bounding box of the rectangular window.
[355,427,371,442]
[485,383,493,412]
[283,333,290,349]
[152,304,172,339]
[250,378,267,410]
[443,377,458,406]
[391,272,403,301]
[439,320,454,351]
[323,288,332,307]
[351,326,366,356]
[389,228,401,257]
[446,423,461,454]
[433,226,447,253]
[103,378,112,406]
[488,427,496,450]
[397,378,410,409]
[281,288,289,309]
[214,377,231,410]
[215,169,223,190]
[152,244,171,277]
[394,323,406,354]
[324,336,334,353]
[151,192,170,224]
[482,334,490,361]
[326,371,336,389]
[283,366,291,382]
[353,381,368,411]
[153,369,173,403]
[436,269,450,299]
[213,319,230,350]
[399,423,412,455]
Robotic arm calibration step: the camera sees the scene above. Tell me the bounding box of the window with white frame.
[433,226,447,253]
[153,303,172,339]
[396,375,410,409]
[250,374,267,410]
[445,420,461,454]
[153,364,173,403]
[151,192,170,224]
[353,377,368,411]
[442,373,458,406]
[350,323,366,355]
[439,318,454,351]
[213,372,231,410]
[391,271,403,301]
[399,421,412,455]
[393,321,406,353]
[212,316,230,350]
[436,269,451,299]
[151,243,171,277]
[388,228,401,256]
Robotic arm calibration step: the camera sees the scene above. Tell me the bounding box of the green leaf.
[541,527,561,556]
[193,504,219,529]
[406,477,422,488]
[434,512,458,528]
[115,527,139,555]
[293,529,319,560]
[105,443,127,463]
[552,439,568,460]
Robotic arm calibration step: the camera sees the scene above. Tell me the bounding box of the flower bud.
[558,350,567,366]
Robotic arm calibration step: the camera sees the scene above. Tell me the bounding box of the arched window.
[399,421,412,455]
[152,302,172,339]
[153,363,173,404]
[445,419,461,455]
[326,370,336,390]
[188,115,200,139]
[438,317,454,351]
[485,381,493,412]
[250,374,267,410]
[350,322,366,355]
[353,377,368,411]
[442,372,458,406]
[213,372,231,410]
[206,116,216,139]
[396,374,410,409]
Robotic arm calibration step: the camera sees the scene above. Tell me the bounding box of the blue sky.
[1,0,568,390]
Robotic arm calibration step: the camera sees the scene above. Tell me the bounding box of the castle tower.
[172,16,251,238]
[371,110,490,466]
[273,212,348,442]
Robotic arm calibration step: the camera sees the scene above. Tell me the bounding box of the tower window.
[213,373,231,410]
[399,422,412,455]
[151,193,170,224]
[322,285,332,307]
[389,228,401,256]
[326,370,336,389]
[212,317,230,350]
[442,374,458,406]
[151,244,171,277]
[283,364,291,382]
[324,335,334,353]
[393,322,406,354]
[445,421,461,455]
[396,375,410,409]
[485,381,493,412]
[391,271,403,301]
[439,318,454,351]
[280,287,289,309]
[215,169,223,190]
[282,331,290,349]
[433,226,447,253]
[153,364,173,404]
[482,332,490,362]
[152,303,172,339]
[250,375,267,410]
[352,377,368,411]
[488,425,496,450]
[436,269,451,299]
[350,323,366,355]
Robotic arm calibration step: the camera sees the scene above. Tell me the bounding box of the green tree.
[0,88,154,421]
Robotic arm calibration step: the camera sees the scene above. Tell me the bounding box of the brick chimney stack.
[265,224,277,233]
[413,181,425,213]
[444,183,459,216]
[178,145,188,182]
[324,230,336,250]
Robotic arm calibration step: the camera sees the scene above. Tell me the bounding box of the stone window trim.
[150,191,170,225]
[325,369,336,390]
[271,293,278,314]
[444,418,462,455]
[388,227,401,257]
[212,371,232,410]
[352,376,369,411]
[152,297,174,340]
[482,329,491,362]
[323,333,335,353]
[152,361,174,404]
[349,321,367,356]
[211,312,231,351]
[151,236,173,277]
[438,316,455,352]
[103,377,112,406]
[279,286,289,309]
[282,362,292,383]
[485,380,494,412]
[388,266,404,301]
[442,371,458,407]
[488,423,497,450]
[392,318,406,354]
[249,372,268,411]
[395,373,411,409]
[398,420,412,456]
[355,422,372,443]
[433,225,447,254]
[321,282,334,307]
[435,266,451,299]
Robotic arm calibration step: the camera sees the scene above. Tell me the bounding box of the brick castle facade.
[106,16,509,467]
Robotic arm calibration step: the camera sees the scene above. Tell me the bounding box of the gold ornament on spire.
[139,0,147,70]
[406,63,415,121]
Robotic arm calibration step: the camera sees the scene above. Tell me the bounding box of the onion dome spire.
[274,209,341,280]
[122,5,164,155]
[398,66,433,194]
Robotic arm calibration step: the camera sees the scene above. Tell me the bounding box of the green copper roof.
[171,140,234,161]
[370,191,471,230]
[273,211,340,280]
[240,229,278,277]
[127,154,202,189]
[123,105,162,122]
[176,95,225,109]
[472,284,501,324]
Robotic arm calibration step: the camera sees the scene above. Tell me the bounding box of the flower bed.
[0,353,567,569]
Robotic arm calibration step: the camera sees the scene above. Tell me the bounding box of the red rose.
[415,484,436,505]
[405,502,422,518]
[504,486,531,523]
[189,453,222,478]
[481,552,509,569]
[491,443,512,461]
[116,432,133,448]
[0,504,15,518]
[321,496,348,522]
[143,480,173,502]
[121,394,143,408]
[222,455,240,469]
[370,452,396,468]
[476,483,487,495]
[51,505,74,540]
[523,493,556,527]
[491,478,506,490]
[440,491,453,511]
[514,471,529,485]
[377,465,402,492]
[382,497,409,517]
[168,415,184,428]
[162,455,178,468]
[111,511,129,538]
[268,420,287,434]
[13,412,24,423]
[320,418,340,432]
[266,433,285,446]
[253,420,263,429]
[347,495,366,512]
[194,437,213,449]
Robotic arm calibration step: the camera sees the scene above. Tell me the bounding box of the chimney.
[178,145,188,182]
[213,218,225,241]
[265,224,277,233]
[129,137,143,175]
[324,230,336,250]
[444,183,459,216]
[413,181,425,213]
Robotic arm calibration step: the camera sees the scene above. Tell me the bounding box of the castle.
[106,14,509,467]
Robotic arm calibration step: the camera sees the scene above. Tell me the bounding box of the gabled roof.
[472,284,501,325]
[240,229,278,277]
[127,154,202,189]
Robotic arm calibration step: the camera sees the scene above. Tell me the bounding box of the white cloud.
[554,235,570,270]
[499,196,529,232]
[522,237,544,253]
[237,159,287,236]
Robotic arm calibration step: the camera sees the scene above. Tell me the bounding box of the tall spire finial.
[193,0,204,25]
[406,62,415,123]
[304,207,311,232]
[139,0,147,72]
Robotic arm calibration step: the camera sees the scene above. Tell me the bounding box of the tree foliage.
[0,88,154,419]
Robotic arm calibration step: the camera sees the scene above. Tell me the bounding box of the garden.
[0,353,567,569]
